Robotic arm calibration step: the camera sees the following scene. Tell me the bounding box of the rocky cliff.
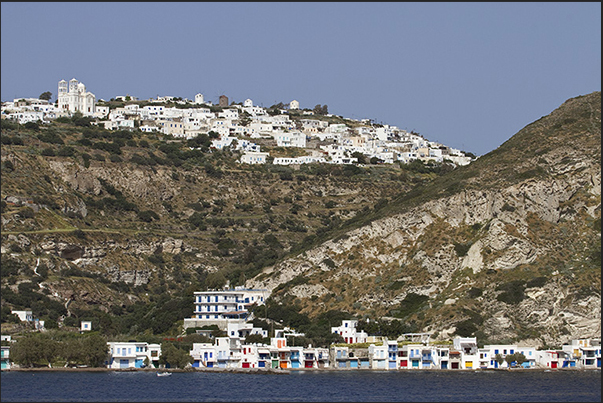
[247,92,601,347]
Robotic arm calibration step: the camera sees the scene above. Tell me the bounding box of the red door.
[242,362,250,368]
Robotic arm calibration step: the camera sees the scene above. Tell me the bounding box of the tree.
[494,353,505,368]
[10,335,41,367]
[11,333,59,367]
[61,338,84,367]
[351,152,367,164]
[159,343,193,369]
[80,334,109,367]
[39,91,52,101]
[505,352,526,368]
[504,353,515,368]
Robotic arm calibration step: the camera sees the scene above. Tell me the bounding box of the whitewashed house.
[484,344,519,369]
[239,151,269,164]
[331,320,368,344]
[11,310,33,322]
[368,343,387,369]
[106,342,161,369]
[80,321,92,332]
[274,131,306,148]
[190,343,217,368]
[453,337,479,370]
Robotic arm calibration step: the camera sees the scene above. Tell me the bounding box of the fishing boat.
[157,371,172,377]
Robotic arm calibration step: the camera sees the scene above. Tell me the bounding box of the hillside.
[1,92,600,348]
[0,113,441,337]
[246,92,601,347]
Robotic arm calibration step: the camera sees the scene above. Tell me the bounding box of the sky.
[1,2,600,156]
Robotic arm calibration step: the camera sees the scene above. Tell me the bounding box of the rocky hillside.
[247,92,601,347]
[0,113,435,336]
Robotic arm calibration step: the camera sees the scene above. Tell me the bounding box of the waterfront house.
[400,344,424,369]
[535,350,561,369]
[562,339,602,368]
[484,344,520,369]
[386,339,398,369]
[332,345,354,369]
[368,343,388,369]
[515,346,537,368]
[190,342,217,368]
[448,350,462,369]
[106,342,161,369]
[436,346,450,369]
[1,337,11,370]
[454,336,479,369]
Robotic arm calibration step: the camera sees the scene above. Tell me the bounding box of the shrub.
[454,241,473,257]
[496,280,526,304]
[3,160,15,172]
[41,147,56,156]
[467,287,483,298]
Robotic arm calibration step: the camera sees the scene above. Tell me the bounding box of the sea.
[0,369,600,402]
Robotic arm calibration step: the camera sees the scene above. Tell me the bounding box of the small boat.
[157,372,172,377]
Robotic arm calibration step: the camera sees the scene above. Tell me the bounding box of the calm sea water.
[1,369,600,402]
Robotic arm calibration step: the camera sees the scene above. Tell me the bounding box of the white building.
[11,310,33,322]
[274,131,306,148]
[331,320,368,344]
[188,287,269,324]
[106,342,161,369]
[195,93,205,104]
[57,78,96,116]
[240,151,269,165]
[80,321,92,332]
[273,155,327,165]
[289,100,299,110]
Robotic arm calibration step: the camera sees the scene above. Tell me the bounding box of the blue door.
[120,359,129,368]
[135,359,143,368]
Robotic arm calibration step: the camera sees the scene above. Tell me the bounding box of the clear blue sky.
[1,2,600,156]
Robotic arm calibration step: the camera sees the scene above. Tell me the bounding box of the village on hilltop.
[1,78,474,166]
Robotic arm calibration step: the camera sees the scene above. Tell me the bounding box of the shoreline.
[2,366,598,374]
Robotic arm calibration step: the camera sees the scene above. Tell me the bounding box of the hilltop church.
[57,78,96,116]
